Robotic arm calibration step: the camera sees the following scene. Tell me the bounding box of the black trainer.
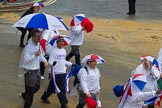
[41,98,51,104]
[19,44,25,48]
[61,104,69,108]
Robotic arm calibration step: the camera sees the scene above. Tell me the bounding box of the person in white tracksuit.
[113,81,161,108]
[39,29,60,79]
[122,90,160,108]
[41,38,72,108]
[66,14,93,66]
[157,48,162,72]
[19,29,48,108]
[66,24,85,65]
[76,59,101,108]
[132,57,162,108]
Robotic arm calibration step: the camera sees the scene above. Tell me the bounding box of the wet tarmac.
[45,0,162,20]
[1,0,162,108]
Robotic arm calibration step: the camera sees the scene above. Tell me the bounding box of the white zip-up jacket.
[157,48,162,71]
[69,24,84,46]
[48,47,72,74]
[20,39,47,70]
[132,64,160,92]
[77,66,101,94]
[41,29,60,55]
[122,91,157,108]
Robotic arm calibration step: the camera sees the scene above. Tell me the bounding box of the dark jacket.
[21,7,34,18]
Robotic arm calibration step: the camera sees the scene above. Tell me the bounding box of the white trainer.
[41,76,45,80]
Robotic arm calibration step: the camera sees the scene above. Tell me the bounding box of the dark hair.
[57,38,64,42]
[87,60,96,64]
[87,61,91,64]
[31,29,40,37]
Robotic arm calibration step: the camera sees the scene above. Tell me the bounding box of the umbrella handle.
[39,44,40,50]
[16,30,19,36]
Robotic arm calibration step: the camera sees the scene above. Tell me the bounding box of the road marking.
[45,0,56,6]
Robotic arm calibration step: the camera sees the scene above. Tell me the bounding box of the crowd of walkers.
[16,1,162,108]
[17,2,102,108]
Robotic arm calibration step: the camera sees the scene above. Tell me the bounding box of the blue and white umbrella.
[13,13,69,31]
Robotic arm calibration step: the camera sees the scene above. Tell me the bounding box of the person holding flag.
[41,36,72,108]
[113,74,161,108]
[132,56,162,108]
[39,17,64,79]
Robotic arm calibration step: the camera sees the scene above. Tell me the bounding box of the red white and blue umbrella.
[140,55,160,70]
[30,2,45,8]
[70,14,94,33]
[118,74,147,108]
[12,13,69,31]
[130,74,147,94]
[56,16,63,22]
[70,14,85,26]
[49,35,71,47]
[81,54,105,64]
[70,14,93,33]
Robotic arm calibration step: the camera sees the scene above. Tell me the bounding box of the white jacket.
[48,47,72,74]
[132,64,160,92]
[157,48,162,71]
[20,39,47,70]
[122,91,157,108]
[41,29,60,55]
[69,24,84,46]
[77,66,101,94]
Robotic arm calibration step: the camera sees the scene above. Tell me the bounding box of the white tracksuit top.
[132,64,160,92]
[157,48,162,71]
[77,66,101,94]
[41,29,60,55]
[122,91,157,108]
[48,47,72,74]
[20,39,47,70]
[69,24,84,46]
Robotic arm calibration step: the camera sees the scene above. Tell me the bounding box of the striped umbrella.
[70,14,85,26]
[13,13,69,31]
[49,35,71,47]
[81,54,105,64]
[30,2,45,8]
[118,74,147,108]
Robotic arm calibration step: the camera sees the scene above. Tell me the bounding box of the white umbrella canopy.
[81,54,105,64]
